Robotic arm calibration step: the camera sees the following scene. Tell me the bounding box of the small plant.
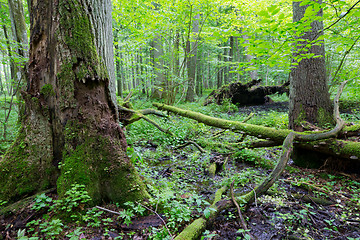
[119,209,135,226]
[236,229,252,240]
[32,193,53,211]
[16,229,39,240]
[66,227,83,240]
[0,200,7,210]
[39,219,64,239]
[127,146,144,164]
[201,230,218,240]
[52,184,91,213]
[82,207,104,227]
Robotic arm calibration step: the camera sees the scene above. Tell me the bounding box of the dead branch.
[118,106,173,136]
[230,180,248,231]
[175,141,206,153]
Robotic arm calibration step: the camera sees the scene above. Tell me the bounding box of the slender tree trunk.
[228,36,234,82]
[196,50,203,96]
[0,64,4,94]
[217,52,223,89]
[8,0,29,87]
[0,0,148,204]
[243,34,258,80]
[185,14,199,102]
[289,0,332,131]
[223,46,229,84]
[115,47,123,97]
[150,36,166,99]
[114,30,122,98]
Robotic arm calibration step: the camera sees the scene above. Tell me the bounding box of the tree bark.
[289,0,332,131]
[150,36,166,99]
[0,0,148,205]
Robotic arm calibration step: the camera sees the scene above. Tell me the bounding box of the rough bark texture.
[289,0,333,131]
[0,0,148,205]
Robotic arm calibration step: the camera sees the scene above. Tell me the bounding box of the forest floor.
[1,99,360,240]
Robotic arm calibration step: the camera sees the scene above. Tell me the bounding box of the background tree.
[0,0,148,204]
[289,0,333,131]
[7,0,28,87]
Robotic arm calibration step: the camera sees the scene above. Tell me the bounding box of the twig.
[136,201,173,239]
[323,0,360,33]
[95,206,121,215]
[230,180,248,231]
[175,140,206,153]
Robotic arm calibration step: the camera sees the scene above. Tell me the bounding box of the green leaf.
[258,10,270,18]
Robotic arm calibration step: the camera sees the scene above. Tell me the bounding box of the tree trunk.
[150,36,166,99]
[243,34,258,80]
[185,14,199,102]
[114,30,123,98]
[289,0,332,131]
[8,0,29,88]
[0,0,148,205]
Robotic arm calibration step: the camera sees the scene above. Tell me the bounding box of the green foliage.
[66,227,84,240]
[52,184,91,214]
[32,193,53,211]
[127,146,144,164]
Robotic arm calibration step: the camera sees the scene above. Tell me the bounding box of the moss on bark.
[57,120,149,205]
[0,96,57,201]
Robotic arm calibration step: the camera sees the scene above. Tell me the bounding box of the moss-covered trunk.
[0,0,148,205]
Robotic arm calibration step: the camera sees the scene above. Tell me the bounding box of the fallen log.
[152,110,359,161]
[204,79,289,106]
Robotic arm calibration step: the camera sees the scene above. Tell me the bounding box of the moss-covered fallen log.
[152,105,359,161]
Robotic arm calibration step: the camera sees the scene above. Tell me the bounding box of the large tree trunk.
[289,0,332,131]
[0,0,148,205]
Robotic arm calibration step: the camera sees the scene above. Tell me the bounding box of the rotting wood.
[204,79,289,106]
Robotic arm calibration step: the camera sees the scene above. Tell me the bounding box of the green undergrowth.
[0,96,20,155]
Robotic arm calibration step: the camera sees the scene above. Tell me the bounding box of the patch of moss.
[40,84,55,97]
[57,120,149,206]
[0,126,56,202]
[317,107,335,128]
[58,0,108,83]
